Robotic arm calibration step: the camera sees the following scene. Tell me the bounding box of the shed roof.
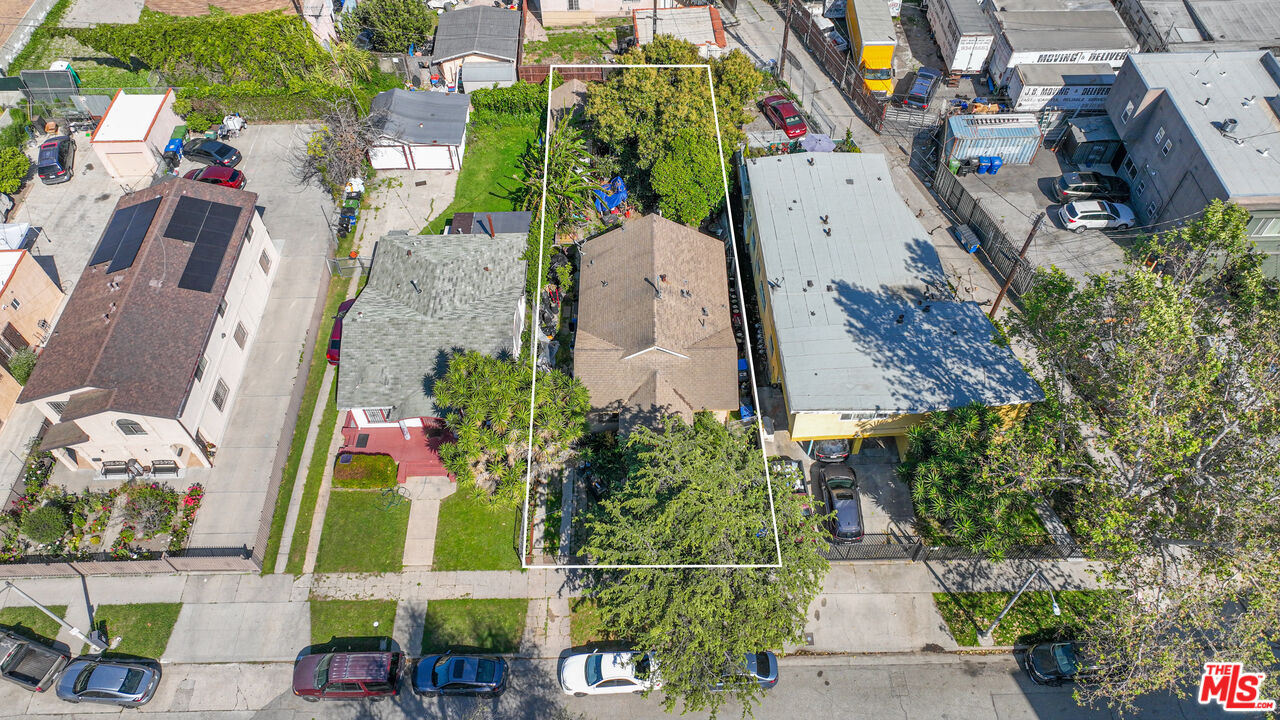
[1067,114,1120,142]
[1124,51,1280,200]
[742,153,1043,414]
[335,231,526,421]
[1016,63,1115,87]
[369,89,470,146]
[946,113,1042,140]
[576,215,738,429]
[460,60,516,85]
[633,6,728,48]
[995,10,1136,52]
[92,89,172,143]
[448,211,532,235]
[433,6,521,63]
[19,179,259,418]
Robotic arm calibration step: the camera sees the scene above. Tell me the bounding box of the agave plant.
[516,123,596,229]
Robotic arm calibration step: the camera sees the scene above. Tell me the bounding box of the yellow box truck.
[847,0,897,98]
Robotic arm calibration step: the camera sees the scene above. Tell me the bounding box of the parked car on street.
[813,463,864,543]
[183,165,246,189]
[1025,642,1108,686]
[900,68,943,111]
[326,298,357,365]
[36,136,75,184]
[413,653,506,697]
[760,95,808,138]
[559,651,658,696]
[1058,200,1135,233]
[56,659,160,705]
[0,630,68,692]
[813,439,850,463]
[1054,172,1129,203]
[711,651,779,691]
[292,651,403,701]
[182,138,242,167]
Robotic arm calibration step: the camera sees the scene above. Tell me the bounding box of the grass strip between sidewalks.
[0,605,67,646]
[310,598,398,653]
[421,598,528,655]
[92,603,182,660]
[933,590,1117,647]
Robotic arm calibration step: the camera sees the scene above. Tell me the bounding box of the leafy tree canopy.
[650,128,725,225]
[338,0,437,53]
[517,123,595,229]
[436,351,588,506]
[1002,201,1280,711]
[581,414,827,717]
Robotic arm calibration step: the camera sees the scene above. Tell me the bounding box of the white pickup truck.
[0,630,69,692]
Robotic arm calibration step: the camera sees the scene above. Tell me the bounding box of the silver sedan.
[55,659,160,706]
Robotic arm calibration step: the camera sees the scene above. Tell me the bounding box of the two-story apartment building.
[18,179,278,476]
[0,250,63,427]
[739,152,1043,451]
[1104,51,1280,272]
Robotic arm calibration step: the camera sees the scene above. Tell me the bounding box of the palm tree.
[517,124,596,230]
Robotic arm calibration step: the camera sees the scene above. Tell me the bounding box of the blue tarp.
[593,177,628,213]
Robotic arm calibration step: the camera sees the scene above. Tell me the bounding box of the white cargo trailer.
[926,0,994,75]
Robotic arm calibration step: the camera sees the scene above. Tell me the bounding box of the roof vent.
[823,228,831,236]
[820,215,829,225]
[1222,118,1238,134]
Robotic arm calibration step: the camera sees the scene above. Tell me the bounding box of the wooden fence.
[517,65,606,85]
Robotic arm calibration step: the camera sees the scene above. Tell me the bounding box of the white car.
[559,651,658,696]
[1058,200,1135,233]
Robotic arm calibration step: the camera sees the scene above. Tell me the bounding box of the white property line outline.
[520,63,784,570]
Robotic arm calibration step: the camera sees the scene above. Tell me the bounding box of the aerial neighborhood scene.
[0,0,1277,717]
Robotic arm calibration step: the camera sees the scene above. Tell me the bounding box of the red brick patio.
[338,413,453,483]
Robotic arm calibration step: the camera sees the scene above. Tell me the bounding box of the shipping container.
[942,113,1043,165]
[926,0,995,75]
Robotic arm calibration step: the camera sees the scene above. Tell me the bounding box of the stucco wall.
[0,251,63,424]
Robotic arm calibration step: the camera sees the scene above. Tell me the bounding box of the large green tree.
[436,352,589,505]
[583,39,763,224]
[580,414,827,717]
[1001,201,1280,711]
[338,0,438,53]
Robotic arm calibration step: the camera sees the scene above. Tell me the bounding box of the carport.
[90,89,182,181]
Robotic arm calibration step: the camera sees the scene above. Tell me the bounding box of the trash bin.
[976,156,992,174]
[949,158,961,174]
[957,158,975,176]
[989,156,1003,175]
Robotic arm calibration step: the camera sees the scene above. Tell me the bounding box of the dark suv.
[1025,642,1108,686]
[1055,172,1129,203]
[901,68,943,110]
[292,651,403,701]
[37,136,75,184]
[813,463,864,543]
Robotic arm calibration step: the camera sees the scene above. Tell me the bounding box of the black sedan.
[1054,172,1130,203]
[813,439,850,463]
[413,654,507,697]
[183,138,242,167]
[1025,642,1108,686]
[813,463,864,543]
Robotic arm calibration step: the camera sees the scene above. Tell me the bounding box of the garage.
[90,89,182,182]
[367,89,470,171]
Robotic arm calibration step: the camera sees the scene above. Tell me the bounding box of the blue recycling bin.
[976,156,993,174]
[989,156,1004,175]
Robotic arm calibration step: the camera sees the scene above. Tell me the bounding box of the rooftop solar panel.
[89,197,162,272]
[172,197,242,293]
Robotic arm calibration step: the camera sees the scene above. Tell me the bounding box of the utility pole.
[2,580,108,652]
[778,0,793,80]
[978,569,1059,642]
[989,211,1044,318]
[652,0,658,47]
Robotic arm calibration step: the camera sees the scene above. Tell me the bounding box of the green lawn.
[421,118,538,234]
[933,590,1117,647]
[333,454,398,489]
[522,20,627,64]
[310,599,398,653]
[432,492,520,571]
[569,598,613,648]
[421,598,527,654]
[314,490,411,574]
[92,603,182,659]
[0,605,66,645]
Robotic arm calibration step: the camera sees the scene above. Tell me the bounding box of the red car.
[760,95,807,138]
[292,651,403,701]
[183,165,246,189]
[326,299,357,365]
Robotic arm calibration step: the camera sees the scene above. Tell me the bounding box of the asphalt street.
[3,654,1254,719]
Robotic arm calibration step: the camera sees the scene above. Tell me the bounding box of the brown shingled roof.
[40,421,89,451]
[18,179,259,420]
[575,215,738,429]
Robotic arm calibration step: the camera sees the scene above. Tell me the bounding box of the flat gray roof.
[743,153,1043,415]
[996,10,1136,52]
[1131,0,1280,48]
[1016,62,1115,87]
[433,6,521,63]
[370,90,470,146]
[1128,51,1280,200]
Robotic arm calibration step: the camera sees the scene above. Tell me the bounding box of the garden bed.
[933,590,1117,647]
[332,454,398,489]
